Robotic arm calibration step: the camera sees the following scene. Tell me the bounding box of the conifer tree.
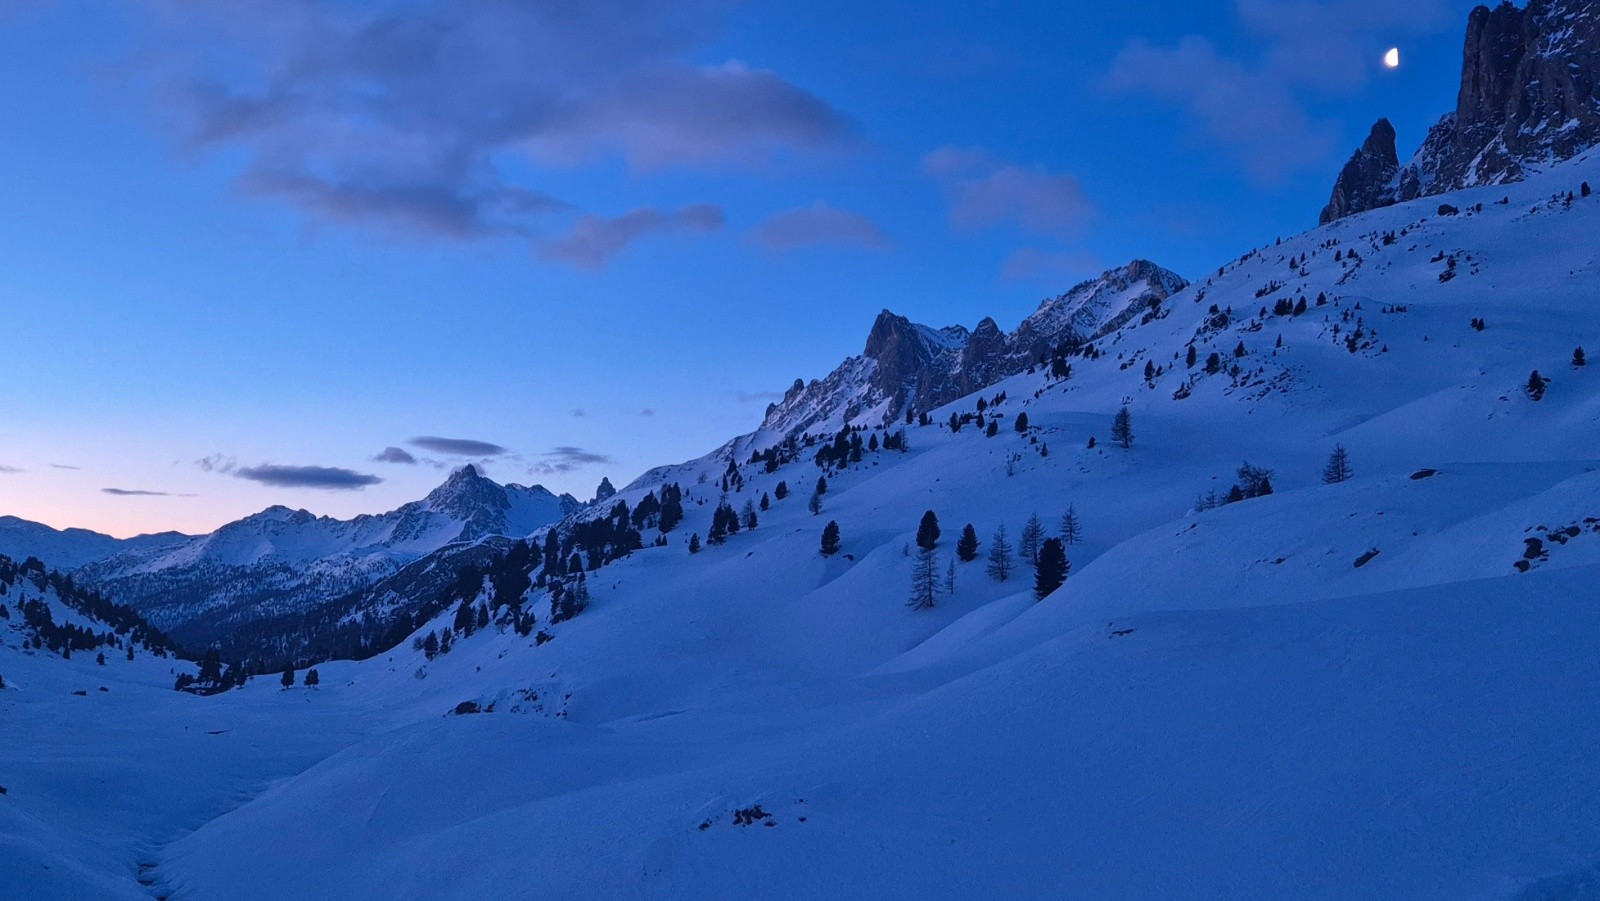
[1322,444,1353,484]
[305,668,320,687]
[820,521,841,556]
[956,523,980,562]
[916,510,941,550]
[1575,347,1587,367]
[1111,405,1134,449]
[774,481,789,500]
[1059,504,1082,545]
[688,533,701,554]
[808,491,823,516]
[986,525,1014,582]
[909,545,939,611]
[281,667,295,688]
[1034,538,1068,600]
[1014,412,1029,432]
[1020,513,1045,566]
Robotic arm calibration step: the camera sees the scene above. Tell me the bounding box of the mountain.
[761,259,1188,436]
[76,466,579,649]
[1320,0,1600,223]
[0,516,189,572]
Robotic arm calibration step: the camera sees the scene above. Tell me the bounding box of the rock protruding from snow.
[761,260,1187,436]
[1321,0,1600,222]
[1320,119,1401,224]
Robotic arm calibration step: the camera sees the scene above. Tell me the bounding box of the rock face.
[1320,119,1401,224]
[1320,0,1600,222]
[760,260,1188,436]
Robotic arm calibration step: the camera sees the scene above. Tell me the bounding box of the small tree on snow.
[986,525,1015,582]
[1059,504,1082,545]
[1020,513,1046,566]
[1322,444,1353,484]
[1034,538,1069,600]
[305,668,320,688]
[908,546,939,611]
[807,491,823,516]
[1111,405,1133,449]
[955,523,980,562]
[820,521,841,556]
[281,667,295,688]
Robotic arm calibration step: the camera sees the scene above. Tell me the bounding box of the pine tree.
[423,631,439,659]
[96,652,106,666]
[774,480,789,500]
[808,491,823,516]
[281,667,295,688]
[916,510,941,550]
[1322,444,1353,484]
[1575,347,1587,367]
[1059,504,1082,545]
[305,668,320,687]
[688,533,701,554]
[956,523,980,562]
[1111,405,1133,448]
[815,476,828,496]
[1014,412,1029,432]
[1020,513,1045,566]
[909,545,939,610]
[759,492,770,511]
[1186,345,1197,368]
[820,520,841,556]
[986,525,1014,582]
[742,498,758,530]
[1034,538,1068,600]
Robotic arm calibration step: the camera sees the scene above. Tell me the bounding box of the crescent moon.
[1384,47,1401,69]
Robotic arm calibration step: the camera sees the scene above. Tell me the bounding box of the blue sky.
[0,0,1477,536]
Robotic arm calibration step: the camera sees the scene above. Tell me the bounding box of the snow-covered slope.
[76,465,579,649]
[2,144,1597,899]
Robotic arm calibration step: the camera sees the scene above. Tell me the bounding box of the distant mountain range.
[0,465,578,650]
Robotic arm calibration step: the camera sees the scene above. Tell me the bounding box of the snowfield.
[5,150,1600,899]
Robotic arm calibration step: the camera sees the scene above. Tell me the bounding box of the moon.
[1384,47,1401,69]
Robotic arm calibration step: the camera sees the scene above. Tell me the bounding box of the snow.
[5,148,1600,898]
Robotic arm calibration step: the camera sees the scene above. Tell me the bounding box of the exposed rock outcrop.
[1320,0,1599,222]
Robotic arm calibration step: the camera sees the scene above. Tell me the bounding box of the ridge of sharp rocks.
[73,466,579,650]
[760,260,1188,437]
[1321,0,1600,222]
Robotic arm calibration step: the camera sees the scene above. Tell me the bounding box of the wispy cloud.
[119,0,852,264]
[0,464,22,474]
[195,453,237,473]
[234,464,382,490]
[372,446,419,465]
[50,463,83,470]
[747,202,890,253]
[103,487,194,497]
[532,446,613,474]
[922,147,1094,239]
[408,436,507,457]
[536,204,724,269]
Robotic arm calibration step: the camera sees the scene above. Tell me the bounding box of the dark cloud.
[1104,0,1453,182]
[532,446,613,474]
[123,0,851,252]
[372,446,419,465]
[50,463,83,470]
[195,453,237,473]
[103,487,193,497]
[0,464,22,474]
[923,147,1094,239]
[536,204,724,269]
[747,202,890,253]
[234,464,382,490]
[408,436,508,457]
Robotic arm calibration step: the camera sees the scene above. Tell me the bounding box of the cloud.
[1001,248,1103,283]
[640,408,655,417]
[571,408,586,417]
[50,463,83,470]
[234,464,382,490]
[536,203,724,269]
[0,464,22,474]
[735,390,785,403]
[372,446,418,465]
[532,446,613,474]
[923,148,1094,239]
[1104,0,1453,181]
[103,487,193,497]
[747,202,890,253]
[195,453,237,473]
[119,0,851,247]
[408,436,508,457]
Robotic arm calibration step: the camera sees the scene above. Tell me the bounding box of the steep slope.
[131,146,1600,898]
[762,259,1187,436]
[78,466,578,649]
[1321,0,1600,222]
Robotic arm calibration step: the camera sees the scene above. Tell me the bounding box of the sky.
[0,0,1480,537]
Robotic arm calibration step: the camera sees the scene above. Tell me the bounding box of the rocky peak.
[1320,0,1599,222]
[424,465,508,520]
[1320,119,1400,225]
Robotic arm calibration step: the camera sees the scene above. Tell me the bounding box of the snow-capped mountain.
[1322,0,1600,222]
[0,515,189,572]
[761,259,1187,437]
[76,465,579,648]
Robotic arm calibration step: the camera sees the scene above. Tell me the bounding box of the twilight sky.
[0,0,1477,537]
